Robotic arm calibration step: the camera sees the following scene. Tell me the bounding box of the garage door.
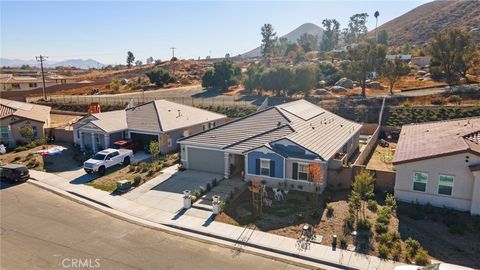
[130,133,158,150]
[187,147,224,174]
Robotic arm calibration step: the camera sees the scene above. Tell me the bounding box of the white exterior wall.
[394,152,480,214]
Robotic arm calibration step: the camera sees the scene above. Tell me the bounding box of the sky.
[1,0,432,65]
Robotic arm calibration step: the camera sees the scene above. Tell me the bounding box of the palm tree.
[374,11,380,42]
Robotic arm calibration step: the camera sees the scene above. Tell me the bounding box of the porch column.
[91,133,97,153]
[79,131,85,151]
[224,152,230,179]
[471,172,480,215]
[104,134,110,149]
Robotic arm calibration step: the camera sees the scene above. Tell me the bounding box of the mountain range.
[0,58,105,69]
[241,23,324,58]
[373,0,480,46]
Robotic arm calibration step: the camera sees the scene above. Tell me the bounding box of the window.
[29,83,37,88]
[298,163,309,181]
[11,83,20,89]
[260,159,270,176]
[413,172,428,192]
[438,175,454,196]
[0,127,9,141]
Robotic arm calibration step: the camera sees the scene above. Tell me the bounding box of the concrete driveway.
[128,169,223,214]
[54,151,151,185]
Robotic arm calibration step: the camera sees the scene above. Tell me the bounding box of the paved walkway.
[29,169,400,270]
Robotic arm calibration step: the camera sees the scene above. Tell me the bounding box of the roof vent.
[210,135,216,138]
[277,121,282,127]
[177,109,182,118]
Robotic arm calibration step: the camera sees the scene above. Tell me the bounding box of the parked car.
[0,164,30,183]
[113,140,139,153]
[83,148,134,175]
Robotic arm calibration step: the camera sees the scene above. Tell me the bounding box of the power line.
[36,55,48,100]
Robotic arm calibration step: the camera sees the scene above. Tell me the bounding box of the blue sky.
[1,1,431,65]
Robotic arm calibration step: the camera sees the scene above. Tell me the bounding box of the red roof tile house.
[392,117,480,215]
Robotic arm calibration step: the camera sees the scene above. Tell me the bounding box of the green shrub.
[138,162,149,173]
[379,233,392,246]
[15,146,27,152]
[133,175,142,186]
[414,248,430,266]
[391,241,402,261]
[430,97,446,105]
[146,169,154,177]
[367,199,378,212]
[339,236,348,249]
[199,186,206,196]
[378,244,389,259]
[128,164,136,172]
[13,156,21,162]
[375,222,388,234]
[345,215,355,230]
[357,219,372,231]
[385,193,397,211]
[405,237,421,258]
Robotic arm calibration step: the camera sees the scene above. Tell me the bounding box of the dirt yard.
[50,113,81,128]
[366,143,396,172]
[217,188,480,268]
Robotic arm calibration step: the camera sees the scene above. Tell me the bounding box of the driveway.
[54,151,151,185]
[127,169,223,214]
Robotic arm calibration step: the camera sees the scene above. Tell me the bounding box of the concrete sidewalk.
[29,169,400,270]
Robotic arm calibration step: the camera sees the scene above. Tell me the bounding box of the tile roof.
[0,98,50,123]
[126,100,226,133]
[392,117,480,164]
[180,99,363,160]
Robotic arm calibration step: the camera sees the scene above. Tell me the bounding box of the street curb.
[27,180,346,270]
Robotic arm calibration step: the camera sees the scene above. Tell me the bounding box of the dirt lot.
[366,143,396,172]
[217,188,480,268]
[50,113,81,128]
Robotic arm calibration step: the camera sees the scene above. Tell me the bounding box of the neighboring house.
[179,100,362,193]
[392,118,480,215]
[46,74,76,84]
[386,54,412,61]
[73,100,227,154]
[0,98,51,147]
[409,56,431,68]
[0,74,55,91]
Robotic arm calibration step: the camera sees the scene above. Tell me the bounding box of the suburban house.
[179,99,362,193]
[73,100,227,154]
[392,117,480,215]
[0,74,55,91]
[0,98,51,147]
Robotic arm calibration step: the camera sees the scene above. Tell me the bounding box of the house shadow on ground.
[396,202,480,269]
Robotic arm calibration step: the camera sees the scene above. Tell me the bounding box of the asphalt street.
[0,182,306,270]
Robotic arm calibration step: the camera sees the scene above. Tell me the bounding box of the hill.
[374,0,480,46]
[242,23,324,58]
[0,58,105,69]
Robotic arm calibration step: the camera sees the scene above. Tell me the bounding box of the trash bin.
[183,190,192,209]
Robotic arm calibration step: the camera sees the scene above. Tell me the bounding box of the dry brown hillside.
[373,0,480,46]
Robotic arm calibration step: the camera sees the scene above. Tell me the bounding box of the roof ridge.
[223,124,294,150]
[402,116,480,127]
[178,106,278,142]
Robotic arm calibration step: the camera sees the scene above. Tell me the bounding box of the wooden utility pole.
[170,47,176,76]
[36,55,48,100]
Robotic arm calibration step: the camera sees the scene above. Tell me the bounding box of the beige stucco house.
[392,117,480,215]
[73,100,227,154]
[0,99,51,147]
[0,74,55,91]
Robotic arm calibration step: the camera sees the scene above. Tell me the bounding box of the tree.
[135,60,143,66]
[149,140,160,162]
[317,62,341,86]
[146,57,154,64]
[345,13,369,44]
[145,68,175,87]
[352,170,375,219]
[429,28,476,87]
[126,51,135,68]
[297,33,319,52]
[308,163,324,206]
[19,125,34,142]
[259,65,294,96]
[321,19,341,51]
[292,64,317,96]
[244,63,265,93]
[345,42,386,97]
[384,57,410,94]
[201,60,241,91]
[377,29,388,45]
[374,11,380,39]
[261,24,277,58]
[274,37,291,57]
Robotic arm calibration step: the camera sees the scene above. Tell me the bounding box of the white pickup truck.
[84,148,134,175]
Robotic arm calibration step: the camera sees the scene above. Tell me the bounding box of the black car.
[0,164,30,183]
